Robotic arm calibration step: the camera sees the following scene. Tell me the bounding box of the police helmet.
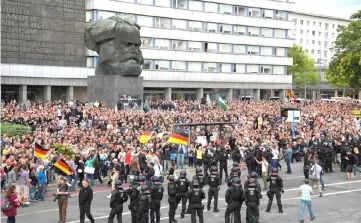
[180,170,187,177]
[196,167,203,174]
[231,177,241,186]
[248,178,256,187]
[232,162,240,167]
[152,176,161,182]
[114,180,122,188]
[249,172,258,179]
[192,179,199,186]
[210,166,218,173]
[271,168,278,174]
[140,184,150,193]
[168,175,175,182]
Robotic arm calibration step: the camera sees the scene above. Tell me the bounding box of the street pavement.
[2,162,361,223]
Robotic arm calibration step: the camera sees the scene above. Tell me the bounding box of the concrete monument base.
[87,75,143,109]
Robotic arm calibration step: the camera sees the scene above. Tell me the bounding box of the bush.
[52,143,75,159]
[1,122,32,137]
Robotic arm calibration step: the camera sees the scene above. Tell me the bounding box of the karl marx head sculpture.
[85,16,144,76]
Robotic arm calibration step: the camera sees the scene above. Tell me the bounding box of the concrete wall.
[74,87,88,101]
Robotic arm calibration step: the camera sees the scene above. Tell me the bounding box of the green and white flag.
[218,96,228,111]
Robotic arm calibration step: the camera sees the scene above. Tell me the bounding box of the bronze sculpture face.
[85,16,144,76]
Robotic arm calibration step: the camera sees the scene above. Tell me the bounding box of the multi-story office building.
[289,12,350,99]
[1,0,294,102]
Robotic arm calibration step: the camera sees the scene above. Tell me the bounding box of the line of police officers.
[107,159,284,223]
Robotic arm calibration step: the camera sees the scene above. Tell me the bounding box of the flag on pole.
[168,129,189,145]
[114,103,118,111]
[34,143,48,160]
[139,127,156,144]
[54,159,72,176]
[218,96,228,111]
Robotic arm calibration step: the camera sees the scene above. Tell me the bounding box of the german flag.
[34,143,48,160]
[168,129,189,145]
[139,127,155,144]
[54,159,72,176]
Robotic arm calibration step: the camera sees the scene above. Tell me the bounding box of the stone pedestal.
[43,86,51,101]
[87,75,144,108]
[196,88,203,100]
[19,85,27,102]
[165,88,172,101]
[66,86,74,101]
[312,89,317,101]
[226,89,233,100]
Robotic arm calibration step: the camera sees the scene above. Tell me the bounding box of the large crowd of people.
[1,98,361,222]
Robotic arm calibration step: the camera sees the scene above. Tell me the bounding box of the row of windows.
[304,49,329,58]
[140,38,287,56]
[93,12,289,39]
[299,30,336,39]
[118,0,288,20]
[87,57,286,74]
[294,19,342,30]
[299,39,330,49]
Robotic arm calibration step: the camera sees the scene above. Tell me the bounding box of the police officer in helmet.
[187,179,205,223]
[225,177,246,223]
[219,147,229,181]
[150,176,164,223]
[127,176,146,223]
[175,170,191,218]
[266,168,284,213]
[167,176,177,223]
[108,180,128,223]
[137,184,151,223]
[206,166,221,212]
[245,178,263,223]
[244,172,262,191]
[186,167,205,214]
[227,166,241,187]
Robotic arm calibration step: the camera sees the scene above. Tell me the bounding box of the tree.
[288,45,318,99]
[326,10,361,90]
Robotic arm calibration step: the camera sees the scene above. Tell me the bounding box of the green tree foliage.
[1,122,31,137]
[288,45,318,98]
[326,10,361,90]
[52,143,75,159]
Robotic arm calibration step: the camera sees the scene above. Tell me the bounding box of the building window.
[332,24,335,28]
[219,63,232,72]
[235,25,246,35]
[204,2,218,13]
[332,33,335,38]
[300,29,303,34]
[172,61,186,71]
[275,10,286,20]
[172,0,187,9]
[154,60,169,70]
[188,0,202,11]
[300,39,303,44]
[263,9,274,19]
[261,65,272,74]
[155,17,171,28]
[318,41,321,46]
[325,32,328,38]
[154,39,170,49]
[248,27,260,36]
[274,29,286,38]
[306,30,309,36]
[220,4,232,14]
[261,47,272,56]
[219,24,232,34]
[324,50,327,57]
[249,8,261,17]
[141,38,152,48]
[205,23,217,33]
[261,28,273,37]
[142,60,152,69]
[312,40,315,45]
[307,21,310,25]
[234,6,247,16]
[138,0,153,5]
[317,50,320,54]
[137,16,153,27]
[204,63,217,72]
[188,62,201,72]
[312,31,315,36]
[305,49,309,53]
[247,46,259,55]
[233,45,246,54]
[324,41,328,48]
[318,31,321,36]
[300,20,304,25]
[313,21,316,26]
[204,42,217,53]
[306,40,309,45]
[319,22,322,27]
[172,19,187,30]
[311,49,314,54]
[188,41,202,52]
[247,65,258,73]
[172,40,186,51]
[236,64,245,73]
[325,23,329,29]
[273,66,284,74]
[155,0,170,7]
[275,48,285,56]
[189,21,202,31]
[219,44,232,53]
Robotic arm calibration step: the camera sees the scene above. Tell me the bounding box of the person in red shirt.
[124,148,132,183]
[3,184,20,223]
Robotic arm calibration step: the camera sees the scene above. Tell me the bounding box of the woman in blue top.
[85,155,97,187]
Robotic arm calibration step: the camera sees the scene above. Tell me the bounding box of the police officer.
[150,176,164,223]
[227,166,241,187]
[175,170,191,218]
[244,172,262,192]
[203,150,211,179]
[225,177,245,223]
[245,178,262,223]
[188,179,205,223]
[206,166,221,212]
[137,185,151,223]
[186,167,205,214]
[265,168,284,213]
[108,180,128,223]
[219,147,229,181]
[167,176,177,223]
[127,176,146,223]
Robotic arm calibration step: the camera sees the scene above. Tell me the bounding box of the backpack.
[1,198,11,212]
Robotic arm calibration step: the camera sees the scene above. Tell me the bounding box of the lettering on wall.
[1,0,86,67]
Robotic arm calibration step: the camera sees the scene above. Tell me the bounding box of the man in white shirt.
[154,160,163,177]
[298,179,316,222]
[309,159,323,197]
[271,147,280,169]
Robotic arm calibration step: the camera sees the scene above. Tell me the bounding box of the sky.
[295,0,361,19]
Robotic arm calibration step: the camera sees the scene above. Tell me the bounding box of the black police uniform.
[137,185,151,223]
[108,181,128,223]
[150,181,164,223]
[206,168,221,211]
[245,179,263,223]
[186,169,205,214]
[188,182,205,223]
[227,167,241,187]
[225,178,245,223]
[175,172,191,218]
[203,152,211,179]
[244,172,261,192]
[167,176,177,223]
[127,176,145,223]
[219,149,229,180]
[266,170,283,213]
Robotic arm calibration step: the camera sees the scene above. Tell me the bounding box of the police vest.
[209,174,218,187]
[190,188,201,204]
[246,187,257,202]
[177,178,187,192]
[270,176,278,187]
[152,184,164,200]
[231,186,242,201]
[221,152,228,162]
